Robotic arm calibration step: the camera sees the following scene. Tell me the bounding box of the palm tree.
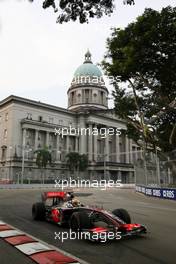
[35,146,52,184]
[66,152,88,179]
[66,152,80,178]
[79,154,89,172]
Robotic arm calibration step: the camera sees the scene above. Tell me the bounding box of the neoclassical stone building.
[0,51,141,183]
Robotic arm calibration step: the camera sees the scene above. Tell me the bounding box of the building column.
[104,130,110,181]
[93,124,98,161]
[8,146,13,160]
[129,139,133,163]
[80,133,85,154]
[116,134,120,163]
[88,123,93,161]
[34,129,39,150]
[117,171,122,182]
[140,147,143,160]
[125,135,130,163]
[21,128,27,183]
[134,146,137,162]
[46,131,49,147]
[66,136,69,154]
[129,171,134,183]
[75,136,79,152]
[79,118,86,155]
[56,135,61,161]
[22,128,26,149]
[82,90,85,103]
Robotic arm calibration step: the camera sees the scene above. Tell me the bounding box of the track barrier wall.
[136,185,176,200]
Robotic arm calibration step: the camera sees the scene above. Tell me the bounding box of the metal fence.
[135,150,176,187]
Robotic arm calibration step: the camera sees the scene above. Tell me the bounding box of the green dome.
[73,50,102,78]
[74,63,102,78]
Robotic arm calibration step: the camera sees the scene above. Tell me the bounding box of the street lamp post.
[104,157,106,180]
[103,144,108,180]
[155,147,161,187]
[21,145,25,184]
[26,148,33,160]
[143,145,148,186]
[16,172,20,184]
[57,150,61,162]
[19,143,32,185]
[57,150,61,179]
[9,146,13,181]
[147,125,162,187]
[138,139,147,186]
[21,129,27,185]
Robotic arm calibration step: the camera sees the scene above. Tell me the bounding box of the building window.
[38,116,43,122]
[5,113,8,121]
[77,93,81,103]
[1,146,7,161]
[49,117,54,124]
[93,93,97,102]
[26,130,31,139]
[27,113,32,120]
[59,120,63,126]
[71,92,75,105]
[85,89,89,103]
[4,129,7,139]
[132,146,136,162]
[101,91,104,104]
[137,147,141,159]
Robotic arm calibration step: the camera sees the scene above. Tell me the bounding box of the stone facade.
[0,52,142,183]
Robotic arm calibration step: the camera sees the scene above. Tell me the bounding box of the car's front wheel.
[70,211,92,231]
[112,208,131,224]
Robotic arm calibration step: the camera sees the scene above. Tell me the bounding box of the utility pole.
[21,129,26,184]
[104,144,108,180]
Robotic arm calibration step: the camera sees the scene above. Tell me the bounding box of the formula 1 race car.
[32,191,147,242]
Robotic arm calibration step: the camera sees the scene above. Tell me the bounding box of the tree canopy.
[66,152,88,173]
[35,147,52,168]
[102,6,176,154]
[35,147,52,184]
[29,0,135,23]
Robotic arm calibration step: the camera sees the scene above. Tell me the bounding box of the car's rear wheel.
[32,202,45,221]
[70,211,92,231]
[112,208,131,224]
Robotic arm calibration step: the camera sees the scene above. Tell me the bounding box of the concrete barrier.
[0,184,56,189]
[0,183,135,190]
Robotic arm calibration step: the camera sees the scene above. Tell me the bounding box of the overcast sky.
[0,0,175,109]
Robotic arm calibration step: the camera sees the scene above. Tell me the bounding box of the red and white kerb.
[0,221,81,264]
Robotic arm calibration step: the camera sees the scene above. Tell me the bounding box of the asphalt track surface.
[0,188,176,264]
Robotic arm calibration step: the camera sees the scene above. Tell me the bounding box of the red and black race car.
[32,191,147,242]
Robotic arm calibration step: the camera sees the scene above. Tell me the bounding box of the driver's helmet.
[71,198,80,207]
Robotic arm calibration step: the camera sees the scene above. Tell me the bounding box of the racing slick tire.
[70,211,92,231]
[112,208,131,224]
[32,202,45,221]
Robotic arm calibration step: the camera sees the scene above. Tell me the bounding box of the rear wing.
[41,191,73,201]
